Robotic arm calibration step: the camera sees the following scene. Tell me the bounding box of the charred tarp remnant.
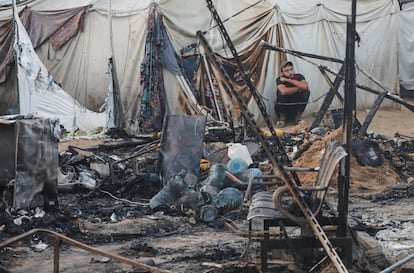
[0,117,59,209]
[0,122,16,186]
[158,115,206,187]
[352,138,384,167]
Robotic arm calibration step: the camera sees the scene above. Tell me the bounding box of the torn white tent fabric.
[398,4,414,90]
[159,0,401,119]
[30,7,148,130]
[0,0,410,130]
[279,13,399,112]
[13,5,106,131]
[272,0,398,24]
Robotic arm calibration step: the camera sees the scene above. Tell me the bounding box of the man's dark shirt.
[276,73,305,94]
[274,73,309,117]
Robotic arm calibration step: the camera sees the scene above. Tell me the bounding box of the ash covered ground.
[1,115,414,273]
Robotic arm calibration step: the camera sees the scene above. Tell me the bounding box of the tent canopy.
[0,0,411,130]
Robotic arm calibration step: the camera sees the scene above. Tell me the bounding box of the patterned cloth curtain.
[139,6,168,133]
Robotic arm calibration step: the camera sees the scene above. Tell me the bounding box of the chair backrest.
[310,139,347,213]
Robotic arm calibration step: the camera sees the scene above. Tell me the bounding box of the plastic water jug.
[199,205,218,223]
[235,168,263,183]
[212,187,244,213]
[226,157,248,174]
[205,164,226,189]
[226,143,253,166]
[149,170,187,209]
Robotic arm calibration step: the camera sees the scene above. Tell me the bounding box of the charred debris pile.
[0,121,414,240]
[1,118,413,243]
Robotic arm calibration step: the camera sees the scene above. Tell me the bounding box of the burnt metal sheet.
[0,123,16,186]
[0,117,58,209]
[159,115,206,187]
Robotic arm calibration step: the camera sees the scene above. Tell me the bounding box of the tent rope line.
[259,90,329,105]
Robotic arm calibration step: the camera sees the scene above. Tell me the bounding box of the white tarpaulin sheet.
[159,0,401,119]
[13,5,106,131]
[279,13,399,112]
[398,5,414,90]
[270,0,399,24]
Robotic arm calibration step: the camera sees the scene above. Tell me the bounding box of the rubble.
[0,115,413,273]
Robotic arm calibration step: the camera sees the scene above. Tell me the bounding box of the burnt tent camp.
[0,0,413,134]
[1,2,414,272]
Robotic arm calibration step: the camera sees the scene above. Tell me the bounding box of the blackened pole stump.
[338,0,357,239]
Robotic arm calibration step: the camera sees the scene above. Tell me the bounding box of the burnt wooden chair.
[245,139,351,271]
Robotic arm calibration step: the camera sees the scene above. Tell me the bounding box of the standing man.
[275,61,310,128]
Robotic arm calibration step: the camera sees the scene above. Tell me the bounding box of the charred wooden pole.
[356,82,414,112]
[312,65,345,129]
[338,0,357,237]
[356,63,405,135]
[260,45,344,64]
[357,92,387,136]
[0,229,172,273]
[322,62,414,112]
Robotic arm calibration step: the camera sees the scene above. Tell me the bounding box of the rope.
[98,189,149,206]
[259,91,329,105]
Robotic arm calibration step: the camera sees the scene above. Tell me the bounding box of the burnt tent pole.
[338,0,357,237]
[310,65,345,130]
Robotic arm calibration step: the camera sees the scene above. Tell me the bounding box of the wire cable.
[259,91,330,105]
[206,0,265,32]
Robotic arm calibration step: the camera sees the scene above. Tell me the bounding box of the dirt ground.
[301,102,414,138]
[1,104,414,273]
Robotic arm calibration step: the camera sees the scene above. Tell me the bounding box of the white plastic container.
[226,143,253,166]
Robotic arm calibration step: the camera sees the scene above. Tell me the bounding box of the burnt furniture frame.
[246,140,351,271]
